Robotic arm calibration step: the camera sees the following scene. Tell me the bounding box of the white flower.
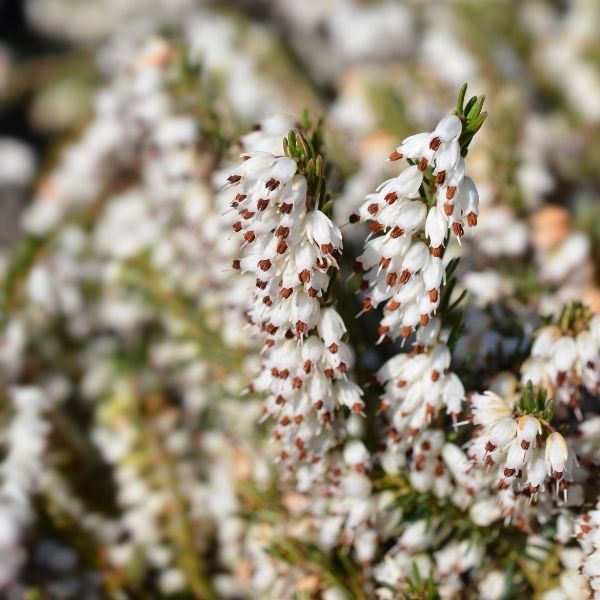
[545,432,571,479]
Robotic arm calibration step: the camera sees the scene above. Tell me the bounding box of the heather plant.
[2,2,600,600]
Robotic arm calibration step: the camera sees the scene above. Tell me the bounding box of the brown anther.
[321,243,334,254]
[293,377,302,389]
[452,222,464,237]
[435,463,445,477]
[431,245,443,257]
[485,441,496,452]
[294,415,303,425]
[265,177,280,191]
[329,343,339,354]
[384,192,398,204]
[279,287,293,298]
[379,256,391,269]
[324,368,334,379]
[420,314,429,326]
[396,380,407,388]
[369,221,384,234]
[232,221,242,232]
[279,369,289,379]
[358,298,374,315]
[415,455,426,471]
[244,231,256,243]
[232,259,241,270]
[296,321,307,335]
[240,208,255,219]
[390,226,404,238]
[295,438,304,449]
[431,370,440,382]
[307,287,318,297]
[349,213,360,223]
[280,416,291,426]
[387,300,401,311]
[485,455,495,466]
[322,412,332,424]
[446,186,457,200]
[429,136,442,151]
[275,225,290,239]
[227,174,241,184]
[520,440,530,450]
[352,402,364,414]
[435,171,446,185]
[389,150,403,161]
[234,193,246,202]
[303,360,312,373]
[443,202,454,216]
[298,269,311,283]
[313,399,323,410]
[262,296,272,307]
[257,198,269,211]
[401,325,412,338]
[467,212,478,227]
[377,326,389,338]
[368,203,379,215]
[256,279,267,290]
[258,259,272,271]
[338,363,347,374]
[279,202,293,214]
[386,272,398,287]
[276,240,288,254]
[428,288,438,302]
[497,479,509,490]
[418,157,428,171]
[400,269,411,283]
[503,468,516,477]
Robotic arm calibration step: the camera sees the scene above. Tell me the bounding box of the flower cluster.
[0,387,53,587]
[521,311,600,414]
[226,120,364,467]
[354,115,479,341]
[5,3,600,596]
[375,322,465,454]
[468,391,576,500]
[22,37,175,236]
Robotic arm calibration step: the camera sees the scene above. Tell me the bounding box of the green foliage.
[403,563,440,600]
[283,114,330,212]
[455,83,487,157]
[557,301,592,335]
[438,257,467,350]
[517,381,554,422]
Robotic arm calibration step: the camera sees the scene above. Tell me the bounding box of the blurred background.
[1,1,600,599]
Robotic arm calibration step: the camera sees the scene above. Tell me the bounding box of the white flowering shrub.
[2,2,600,599]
